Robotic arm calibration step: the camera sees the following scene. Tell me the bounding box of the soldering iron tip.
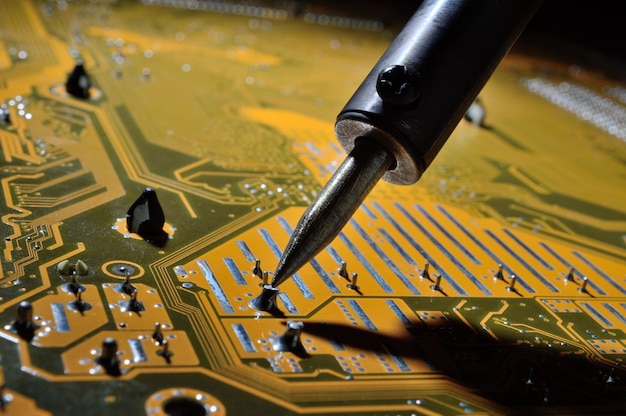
[270,139,394,287]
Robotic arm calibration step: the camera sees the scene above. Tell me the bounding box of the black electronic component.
[11,301,37,342]
[126,188,167,244]
[96,337,121,376]
[65,61,92,99]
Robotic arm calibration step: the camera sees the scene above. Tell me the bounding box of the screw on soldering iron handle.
[335,0,542,186]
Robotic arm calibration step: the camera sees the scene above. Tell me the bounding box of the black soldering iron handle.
[335,0,542,186]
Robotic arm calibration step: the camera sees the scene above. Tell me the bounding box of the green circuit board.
[0,1,625,415]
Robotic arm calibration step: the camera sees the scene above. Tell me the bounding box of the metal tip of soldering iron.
[271,138,395,288]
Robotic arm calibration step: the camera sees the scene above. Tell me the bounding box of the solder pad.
[0,1,625,415]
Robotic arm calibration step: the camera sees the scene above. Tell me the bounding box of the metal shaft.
[271,139,394,287]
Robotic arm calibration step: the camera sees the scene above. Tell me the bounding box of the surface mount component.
[95,337,121,376]
[65,61,92,99]
[126,188,167,243]
[10,301,37,342]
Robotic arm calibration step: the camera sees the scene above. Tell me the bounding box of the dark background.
[308,0,625,75]
[522,0,625,73]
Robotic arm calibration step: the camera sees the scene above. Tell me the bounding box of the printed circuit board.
[0,1,625,415]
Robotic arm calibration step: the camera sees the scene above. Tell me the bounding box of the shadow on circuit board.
[301,315,625,414]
